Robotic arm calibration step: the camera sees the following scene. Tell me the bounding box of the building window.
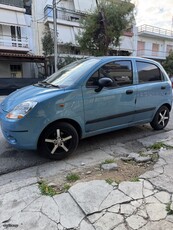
[11,26,21,47]
[136,61,162,84]
[70,16,80,21]
[137,41,145,56]
[10,65,22,78]
[152,43,159,56]
[24,0,32,15]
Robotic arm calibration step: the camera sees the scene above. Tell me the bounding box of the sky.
[131,0,173,30]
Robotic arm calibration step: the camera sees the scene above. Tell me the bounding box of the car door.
[82,60,137,133]
[134,60,170,122]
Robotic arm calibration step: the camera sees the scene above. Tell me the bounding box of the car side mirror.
[95,77,113,92]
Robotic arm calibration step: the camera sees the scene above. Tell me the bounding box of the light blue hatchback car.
[0,57,172,159]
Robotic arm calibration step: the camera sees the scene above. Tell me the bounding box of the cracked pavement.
[0,132,173,229]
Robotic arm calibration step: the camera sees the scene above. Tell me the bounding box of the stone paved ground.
[0,133,173,229]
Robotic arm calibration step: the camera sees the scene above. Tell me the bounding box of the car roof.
[87,56,161,66]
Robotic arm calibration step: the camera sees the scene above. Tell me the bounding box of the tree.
[41,28,54,56]
[163,51,173,76]
[76,0,135,56]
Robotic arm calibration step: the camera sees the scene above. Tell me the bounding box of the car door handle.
[126,90,133,94]
[161,86,166,90]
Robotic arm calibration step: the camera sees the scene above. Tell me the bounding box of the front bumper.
[0,110,40,150]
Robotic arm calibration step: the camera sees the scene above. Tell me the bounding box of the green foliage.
[41,28,54,56]
[150,142,173,150]
[38,181,57,197]
[150,142,165,150]
[62,184,71,192]
[102,159,115,164]
[163,51,173,76]
[130,177,140,182]
[66,173,80,182]
[105,178,114,184]
[150,153,159,162]
[77,0,134,56]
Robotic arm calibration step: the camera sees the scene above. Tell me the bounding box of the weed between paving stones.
[38,181,57,196]
[150,142,173,150]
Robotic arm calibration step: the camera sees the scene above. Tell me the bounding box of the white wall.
[32,0,47,55]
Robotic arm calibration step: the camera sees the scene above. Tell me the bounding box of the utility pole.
[53,0,58,72]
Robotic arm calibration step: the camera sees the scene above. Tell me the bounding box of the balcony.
[138,25,173,40]
[0,0,23,8]
[0,35,29,52]
[44,5,86,26]
[137,49,168,60]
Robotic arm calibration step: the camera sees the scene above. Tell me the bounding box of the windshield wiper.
[42,81,60,88]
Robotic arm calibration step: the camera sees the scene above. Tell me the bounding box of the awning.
[0,8,27,26]
[0,52,45,62]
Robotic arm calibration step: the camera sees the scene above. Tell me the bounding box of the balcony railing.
[0,35,29,50]
[137,49,168,59]
[138,25,173,37]
[44,5,86,22]
[0,0,23,8]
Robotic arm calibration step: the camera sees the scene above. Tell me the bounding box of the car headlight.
[6,101,37,119]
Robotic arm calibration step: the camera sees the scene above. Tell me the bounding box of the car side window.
[86,69,105,87]
[136,61,163,84]
[86,60,133,88]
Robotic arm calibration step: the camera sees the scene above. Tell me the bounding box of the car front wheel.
[38,122,79,160]
[150,105,170,130]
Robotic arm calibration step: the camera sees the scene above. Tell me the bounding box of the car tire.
[150,105,170,130]
[38,122,79,160]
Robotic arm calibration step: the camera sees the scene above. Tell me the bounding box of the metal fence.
[0,35,29,49]
[138,25,173,37]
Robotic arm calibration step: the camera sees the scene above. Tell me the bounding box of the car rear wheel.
[150,105,170,130]
[38,122,79,160]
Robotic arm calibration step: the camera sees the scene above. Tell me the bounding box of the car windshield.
[43,58,100,87]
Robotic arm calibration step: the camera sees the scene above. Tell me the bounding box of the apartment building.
[0,0,46,94]
[137,24,173,62]
[0,0,173,94]
[32,0,135,59]
[33,0,173,64]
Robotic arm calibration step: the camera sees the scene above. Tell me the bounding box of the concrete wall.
[32,0,47,55]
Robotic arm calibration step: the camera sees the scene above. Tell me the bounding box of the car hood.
[1,85,65,112]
